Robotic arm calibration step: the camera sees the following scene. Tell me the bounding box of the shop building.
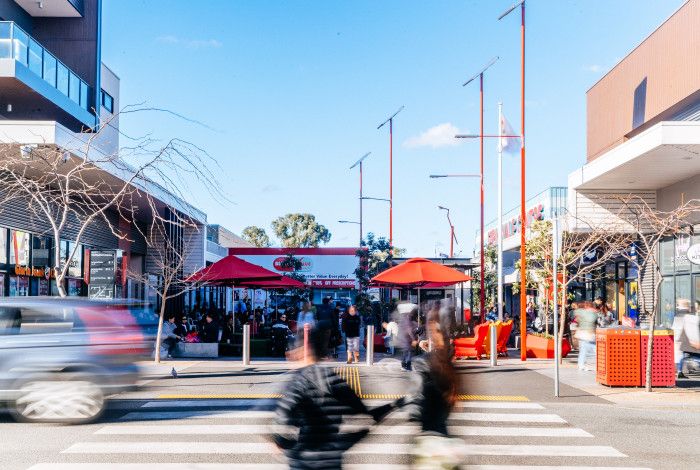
[476,187,567,315]
[568,0,700,327]
[229,247,360,305]
[0,0,211,307]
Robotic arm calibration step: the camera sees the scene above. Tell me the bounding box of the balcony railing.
[0,21,91,112]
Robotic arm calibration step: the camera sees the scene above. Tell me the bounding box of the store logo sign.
[686,244,700,265]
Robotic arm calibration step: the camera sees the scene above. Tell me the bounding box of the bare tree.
[0,109,221,297]
[608,195,700,392]
[129,196,202,363]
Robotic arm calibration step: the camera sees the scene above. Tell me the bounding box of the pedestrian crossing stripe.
[154,393,529,401]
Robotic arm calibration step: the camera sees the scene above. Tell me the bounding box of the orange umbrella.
[371,257,471,287]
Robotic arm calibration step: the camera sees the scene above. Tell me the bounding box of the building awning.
[569,121,700,191]
[503,266,519,285]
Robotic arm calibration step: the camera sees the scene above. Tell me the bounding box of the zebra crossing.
[25,398,651,470]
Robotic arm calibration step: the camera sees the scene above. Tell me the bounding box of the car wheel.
[11,374,105,424]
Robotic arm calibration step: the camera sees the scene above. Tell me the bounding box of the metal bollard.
[366,325,374,366]
[303,323,310,364]
[242,324,250,366]
[490,323,498,367]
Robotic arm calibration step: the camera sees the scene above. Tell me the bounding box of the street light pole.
[499,0,527,361]
[350,152,371,247]
[378,106,404,248]
[438,206,457,258]
[463,57,498,322]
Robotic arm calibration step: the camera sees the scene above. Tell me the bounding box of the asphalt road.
[0,358,697,470]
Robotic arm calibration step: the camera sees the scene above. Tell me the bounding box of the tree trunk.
[154,298,167,363]
[53,237,67,298]
[645,311,656,392]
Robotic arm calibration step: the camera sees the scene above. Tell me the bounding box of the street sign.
[88,250,116,300]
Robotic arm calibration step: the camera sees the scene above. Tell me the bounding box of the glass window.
[12,26,28,65]
[10,276,29,296]
[0,228,7,264]
[66,242,82,278]
[101,90,114,113]
[31,236,51,268]
[67,278,82,297]
[56,62,69,95]
[675,274,691,315]
[0,273,4,297]
[617,262,626,280]
[675,234,691,272]
[79,80,88,110]
[0,23,12,58]
[605,281,617,320]
[27,38,42,77]
[9,230,30,266]
[659,277,675,328]
[69,72,80,103]
[627,281,639,321]
[660,238,674,275]
[42,51,56,87]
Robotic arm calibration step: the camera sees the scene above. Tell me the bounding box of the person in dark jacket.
[397,303,418,371]
[273,327,402,469]
[200,313,219,343]
[220,315,235,344]
[341,306,361,364]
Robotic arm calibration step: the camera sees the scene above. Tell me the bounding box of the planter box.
[526,334,571,359]
[173,342,219,358]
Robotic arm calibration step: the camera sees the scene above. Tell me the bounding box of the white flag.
[499,113,520,154]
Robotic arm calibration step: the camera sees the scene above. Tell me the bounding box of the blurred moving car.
[0,297,154,424]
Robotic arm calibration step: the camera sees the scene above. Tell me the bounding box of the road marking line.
[63,442,621,457]
[142,399,277,408]
[122,409,563,423]
[156,394,282,399]
[95,423,591,438]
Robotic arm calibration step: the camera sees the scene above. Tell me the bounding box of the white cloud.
[403,123,463,149]
[156,35,223,49]
[583,64,602,73]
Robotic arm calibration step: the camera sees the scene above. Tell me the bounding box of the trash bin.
[596,328,641,386]
[640,329,675,387]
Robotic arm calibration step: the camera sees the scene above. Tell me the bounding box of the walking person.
[574,301,598,371]
[382,318,399,356]
[397,303,418,371]
[342,305,361,364]
[407,305,464,468]
[273,327,403,469]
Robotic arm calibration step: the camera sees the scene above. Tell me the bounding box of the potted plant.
[526,332,571,359]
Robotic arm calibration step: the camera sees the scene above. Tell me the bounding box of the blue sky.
[102,0,684,257]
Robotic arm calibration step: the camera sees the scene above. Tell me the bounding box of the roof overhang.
[570,121,700,191]
[14,0,83,17]
[0,120,207,224]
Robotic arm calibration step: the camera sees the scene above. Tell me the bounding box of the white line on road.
[97,423,590,438]
[120,410,564,423]
[61,442,624,457]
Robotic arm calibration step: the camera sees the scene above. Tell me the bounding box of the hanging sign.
[686,244,700,265]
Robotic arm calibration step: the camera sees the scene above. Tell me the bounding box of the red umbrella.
[371,257,471,287]
[186,255,282,284]
[237,275,306,289]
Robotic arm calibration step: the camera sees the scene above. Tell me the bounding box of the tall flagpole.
[519,1,527,362]
[497,102,504,322]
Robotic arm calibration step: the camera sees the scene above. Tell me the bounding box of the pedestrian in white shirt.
[382,320,399,356]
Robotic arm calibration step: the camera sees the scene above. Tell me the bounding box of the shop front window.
[675,233,691,273]
[66,242,82,279]
[32,236,52,269]
[659,277,675,328]
[0,272,5,297]
[675,274,691,314]
[9,275,29,296]
[0,228,7,264]
[67,278,82,296]
[660,238,674,275]
[627,281,639,321]
[10,230,30,266]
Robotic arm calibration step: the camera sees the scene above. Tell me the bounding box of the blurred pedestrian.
[596,301,614,328]
[382,318,399,356]
[273,327,403,469]
[221,315,235,344]
[159,314,181,359]
[408,305,464,468]
[397,303,418,371]
[200,313,219,343]
[296,302,315,336]
[574,301,597,371]
[342,306,361,364]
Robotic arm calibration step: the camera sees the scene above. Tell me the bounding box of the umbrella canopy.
[371,257,471,288]
[237,275,307,289]
[186,255,282,284]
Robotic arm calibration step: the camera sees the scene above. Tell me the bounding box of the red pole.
[359,161,363,246]
[519,1,527,361]
[389,119,393,247]
[479,73,485,322]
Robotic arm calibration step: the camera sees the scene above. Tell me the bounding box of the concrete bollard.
[303,323,311,364]
[490,323,498,367]
[242,324,251,366]
[366,325,374,366]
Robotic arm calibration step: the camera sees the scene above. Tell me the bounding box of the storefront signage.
[89,251,116,285]
[14,266,54,278]
[686,244,700,265]
[273,256,313,272]
[486,203,545,246]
